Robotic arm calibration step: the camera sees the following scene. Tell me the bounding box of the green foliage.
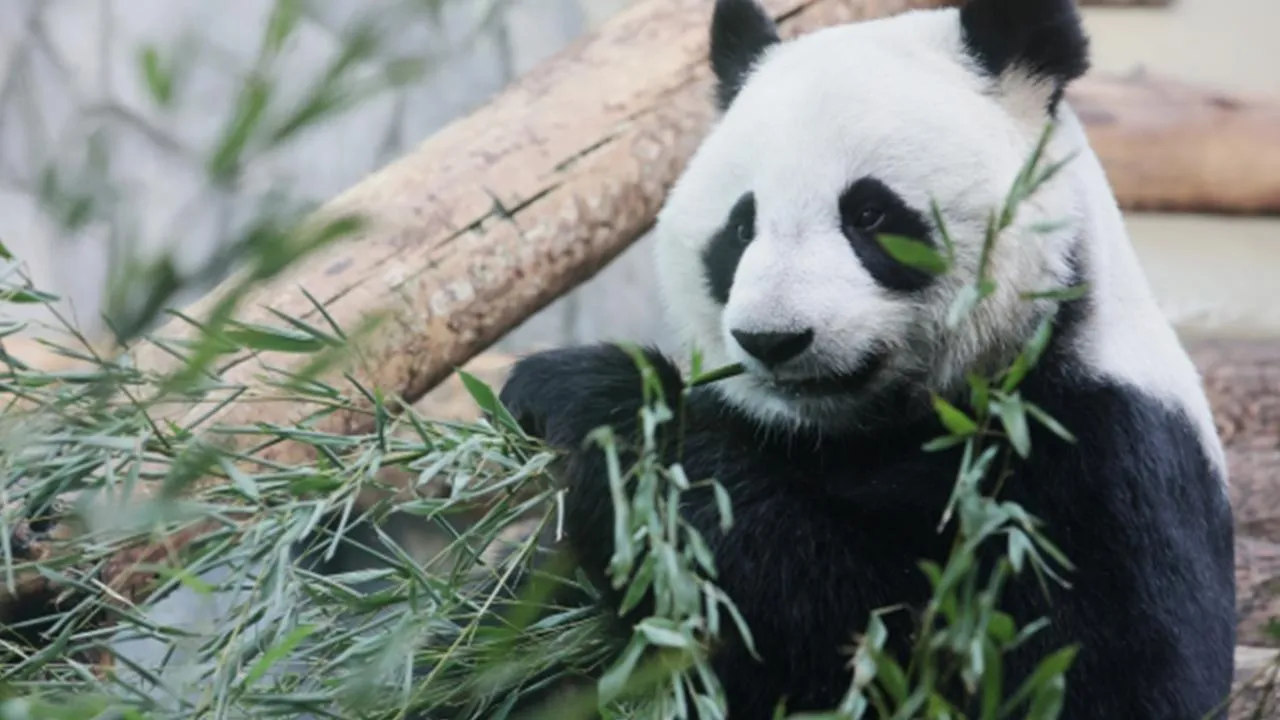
[816,120,1084,720]
[8,1,510,353]
[875,234,951,275]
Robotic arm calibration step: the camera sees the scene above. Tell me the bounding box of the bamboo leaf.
[222,322,330,353]
[457,368,526,438]
[992,394,1032,459]
[1025,401,1077,444]
[932,395,978,436]
[139,45,173,106]
[242,625,319,688]
[876,233,949,274]
[0,288,60,305]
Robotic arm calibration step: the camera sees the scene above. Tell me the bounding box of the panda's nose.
[731,329,814,367]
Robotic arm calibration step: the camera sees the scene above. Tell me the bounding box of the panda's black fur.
[485,0,1237,718]
[498,303,1235,719]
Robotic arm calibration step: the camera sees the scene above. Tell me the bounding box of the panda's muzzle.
[731,328,814,367]
[760,349,888,399]
[730,326,887,398]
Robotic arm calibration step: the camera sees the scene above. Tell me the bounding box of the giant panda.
[495,0,1237,717]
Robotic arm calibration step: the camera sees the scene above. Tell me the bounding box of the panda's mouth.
[761,352,887,398]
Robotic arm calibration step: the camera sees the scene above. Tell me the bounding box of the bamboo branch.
[4,0,963,622]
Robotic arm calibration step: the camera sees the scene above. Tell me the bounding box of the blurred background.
[2,0,1276,358]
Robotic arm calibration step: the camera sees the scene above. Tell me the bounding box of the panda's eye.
[850,206,886,232]
[736,220,754,244]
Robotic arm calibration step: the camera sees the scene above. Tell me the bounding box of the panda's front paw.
[497,344,683,449]
[496,350,566,441]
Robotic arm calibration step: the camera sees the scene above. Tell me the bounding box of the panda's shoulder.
[1022,365,1226,499]
[1019,280,1225,492]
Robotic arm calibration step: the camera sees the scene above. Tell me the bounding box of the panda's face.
[653,1,1090,432]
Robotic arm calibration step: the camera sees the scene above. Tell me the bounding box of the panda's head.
[654,0,1100,434]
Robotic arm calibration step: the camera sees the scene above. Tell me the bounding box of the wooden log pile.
[3,0,1278,712]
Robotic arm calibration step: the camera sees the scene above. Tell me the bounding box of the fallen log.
[1074,73,1280,215]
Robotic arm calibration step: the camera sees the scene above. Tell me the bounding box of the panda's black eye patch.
[702,192,756,305]
[839,177,935,293]
[850,205,886,232]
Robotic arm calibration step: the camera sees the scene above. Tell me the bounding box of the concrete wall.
[0,0,1276,354]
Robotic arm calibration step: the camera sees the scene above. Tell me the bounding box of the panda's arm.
[498,343,685,451]
[498,343,699,623]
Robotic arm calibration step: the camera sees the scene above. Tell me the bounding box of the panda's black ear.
[959,0,1089,109]
[710,0,780,112]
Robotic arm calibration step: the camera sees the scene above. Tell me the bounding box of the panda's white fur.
[653,7,1224,478]
[496,1,1237,717]
[1049,109,1229,478]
